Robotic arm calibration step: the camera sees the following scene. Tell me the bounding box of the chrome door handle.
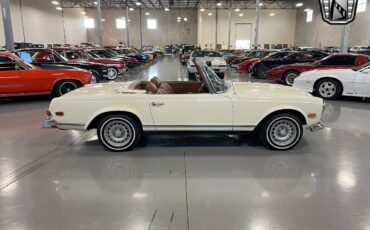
[151,102,165,107]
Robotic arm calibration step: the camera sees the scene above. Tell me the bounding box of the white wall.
[0,0,87,46]
[294,0,370,48]
[86,8,198,47]
[198,9,297,49]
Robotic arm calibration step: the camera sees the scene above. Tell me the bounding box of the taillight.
[55,112,64,116]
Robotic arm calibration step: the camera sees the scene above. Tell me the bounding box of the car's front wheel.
[97,115,141,152]
[259,113,303,151]
[315,79,341,100]
[106,68,118,80]
[257,65,269,79]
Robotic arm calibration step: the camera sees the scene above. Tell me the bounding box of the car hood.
[232,82,316,100]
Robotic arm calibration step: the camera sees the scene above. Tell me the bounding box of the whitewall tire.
[260,114,303,151]
[97,115,141,151]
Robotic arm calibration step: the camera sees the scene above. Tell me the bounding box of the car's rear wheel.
[259,113,303,151]
[315,79,341,100]
[97,115,141,152]
[283,71,300,86]
[53,80,79,97]
[257,65,269,79]
[106,68,118,80]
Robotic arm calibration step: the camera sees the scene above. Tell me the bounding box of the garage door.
[235,23,252,49]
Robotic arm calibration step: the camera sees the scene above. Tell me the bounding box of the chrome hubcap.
[286,73,297,85]
[104,121,133,147]
[107,68,117,80]
[319,82,336,98]
[269,119,298,147]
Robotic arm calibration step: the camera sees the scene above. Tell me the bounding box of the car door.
[149,93,233,131]
[353,66,370,96]
[0,56,27,95]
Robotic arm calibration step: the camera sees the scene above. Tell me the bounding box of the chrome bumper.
[42,117,57,129]
[308,122,325,132]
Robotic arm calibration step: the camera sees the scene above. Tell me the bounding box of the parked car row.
[0,45,164,98]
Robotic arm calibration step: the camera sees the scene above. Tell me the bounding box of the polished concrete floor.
[1,56,370,230]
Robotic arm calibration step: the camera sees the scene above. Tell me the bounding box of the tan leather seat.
[150,76,174,94]
[146,82,158,94]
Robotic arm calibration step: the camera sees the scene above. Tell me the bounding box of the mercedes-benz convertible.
[43,62,325,151]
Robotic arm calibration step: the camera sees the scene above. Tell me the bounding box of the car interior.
[129,76,209,94]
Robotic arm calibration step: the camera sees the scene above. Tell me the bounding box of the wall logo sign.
[319,0,359,25]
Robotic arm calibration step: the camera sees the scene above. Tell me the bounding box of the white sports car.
[43,63,324,151]
[187,50,227,80]
[293,63,370,100]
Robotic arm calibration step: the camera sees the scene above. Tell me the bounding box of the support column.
[227,1,231,49]
[139,7,142,48]
[96,0,104,47]
[0,0,15,50]
[125,0,130,46]
[340,24,350,53]
[254,0,260,49]
[215,8,218,48]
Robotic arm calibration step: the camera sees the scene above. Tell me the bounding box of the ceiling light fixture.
[93,1,97,5]
[129,8,134,11]
[145,12,150,15]
[136,2,142,6]
[164,8,170,11]
[216,2,222,6]
[259,2,263,6]
[184,17,188,21]
[51,1,59,5]
[269,13,275,16]
[239,13,243,16]
[296,2,304,7]
[200,8,205,12]
[235,8,240,12]
[208,12,213,16]
[56,6,63,10]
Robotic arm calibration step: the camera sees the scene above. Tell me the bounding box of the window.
[84,18,95,28]
[116,18,126,29]
[321,55,356,65]
[358,0,367,12]
[235,40,251,49]
[0,56,12,62]
[147,19,157,29]
[306,9,313,22]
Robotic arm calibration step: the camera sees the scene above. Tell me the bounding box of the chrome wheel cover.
[59,81,78,95]
[103,120,133,148]
[268,118,299,148]
[107,68,118,80]
[285,73,298,85]
[319,82,337,98]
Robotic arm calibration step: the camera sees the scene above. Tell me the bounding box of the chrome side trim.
[143,125,256,131]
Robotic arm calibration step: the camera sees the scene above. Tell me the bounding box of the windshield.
[192,51,221,57]
[91,50,115,58]
[12,54,34,69]
[201,65,229,93]
[352,62,370,71]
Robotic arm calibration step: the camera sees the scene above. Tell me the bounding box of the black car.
[252,51,328,78]
[113,48,147,63]
[15,48,108,82]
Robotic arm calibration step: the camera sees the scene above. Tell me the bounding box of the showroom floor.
[1,56,370,230]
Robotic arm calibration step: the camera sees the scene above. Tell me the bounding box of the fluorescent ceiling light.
[129,8,134,11]
[216,2,222,6]
[269,13,275,16]
[101,18,105,22]
[259,2,263,6]
[81,11,86,14]
[51,1,59,5]
[145,12,150,15]
[136,2,142,6]
[200,8,205,12]
[184,17,188,21]
[164,8,170,11]
[93,1,97,5]
[208,12,213,16]
[235,8,240,12]
[56,6,63,10]
[239,13,243,16]
[296,2,304,7]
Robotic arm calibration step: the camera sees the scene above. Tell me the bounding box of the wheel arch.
[255,108,307,131]
[87,110,143,131]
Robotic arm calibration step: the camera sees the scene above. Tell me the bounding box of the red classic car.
[238,51,292,72]
[225,50,250,64]
[267,53,370,85]
[0,52,92,97]
[52,47,126,80]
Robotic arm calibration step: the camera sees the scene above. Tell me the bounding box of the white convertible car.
[187,50,227,80]
[293,63,370,100]
[43,63,324,151]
